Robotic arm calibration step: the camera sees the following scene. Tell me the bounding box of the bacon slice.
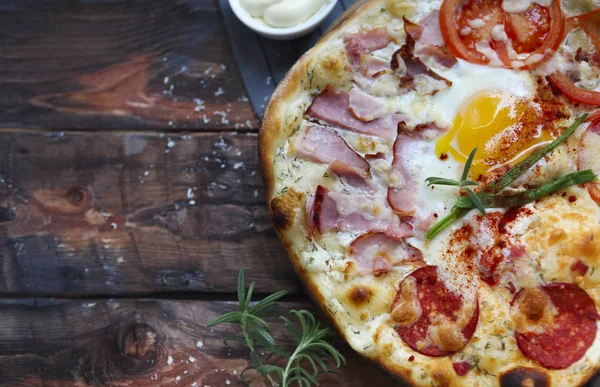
[306,185,413,239]
[348,232,422,276]
[296,124,370,176]
[388,123,435,217]
[344,28,391,68]
[348,88,387,121]
[306,87,405,140]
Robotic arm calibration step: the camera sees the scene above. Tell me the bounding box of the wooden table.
[0,1,397,385]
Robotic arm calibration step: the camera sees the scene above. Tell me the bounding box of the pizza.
[259,0,600,385]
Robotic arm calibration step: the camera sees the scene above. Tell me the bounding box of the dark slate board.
[219,0,356,119]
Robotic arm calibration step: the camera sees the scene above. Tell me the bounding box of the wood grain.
[0,129,300,296]
[0,298,397,386]
[0,0,258,131]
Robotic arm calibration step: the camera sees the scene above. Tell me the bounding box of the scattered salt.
[215,87,224,97]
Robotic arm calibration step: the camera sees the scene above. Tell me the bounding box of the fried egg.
[432,60,554,179]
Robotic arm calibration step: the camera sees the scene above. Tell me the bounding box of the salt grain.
[187,188,194,199]
[189,356,196,363]
[110,223,117,230]
[189,200,196,205]
[233,162,244,170]
[167,356,174,365]
[167,139,175,148]
[225,380,231,385]
[215,87,224,97]
[196,340,204,348]
[175,375,181,383]
[219,64,227,71]
[163,76,170,84]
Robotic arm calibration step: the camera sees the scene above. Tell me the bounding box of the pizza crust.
[259,1,600,385]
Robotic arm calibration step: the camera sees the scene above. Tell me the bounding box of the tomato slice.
[440,0,565,69]
[548,73,600,106]
[547,9,600,106]
[586,110,600,123]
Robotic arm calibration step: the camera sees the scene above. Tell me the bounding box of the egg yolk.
[436,90,553,179]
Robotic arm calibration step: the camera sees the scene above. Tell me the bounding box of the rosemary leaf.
[461,147,478,182]
[425,177,461,186]
[456,170,596,209]
[466,187,486,215]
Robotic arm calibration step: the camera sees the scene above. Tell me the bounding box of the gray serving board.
[219,0,357,119]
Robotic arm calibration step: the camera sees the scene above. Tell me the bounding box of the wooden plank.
[219,0,276,119]
[0,298,398,386]
[0,0,257,131]
[0,130,300,296]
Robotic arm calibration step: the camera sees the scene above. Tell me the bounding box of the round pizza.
[259,0,600,385]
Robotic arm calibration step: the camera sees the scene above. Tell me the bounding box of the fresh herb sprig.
[208,269,346,386]
[425,115,594,239]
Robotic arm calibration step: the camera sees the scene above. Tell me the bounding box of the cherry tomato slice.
[440,0,565,68]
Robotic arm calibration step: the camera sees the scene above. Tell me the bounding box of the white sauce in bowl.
[240,0,326,28]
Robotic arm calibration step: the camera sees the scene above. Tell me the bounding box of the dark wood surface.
[0,0,399,385]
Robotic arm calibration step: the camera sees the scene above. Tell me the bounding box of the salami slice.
[514,283,600,369]
[392,266,479,356]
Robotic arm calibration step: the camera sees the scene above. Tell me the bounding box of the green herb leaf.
[425,177,461,186]
[460,180,479,187]
[208,270,345,387]
[466,187,486,215]
[461,147,478,182]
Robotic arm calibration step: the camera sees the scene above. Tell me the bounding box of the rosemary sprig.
[455,170,596,209]
[208,269,346,386]
[425,115,591,239]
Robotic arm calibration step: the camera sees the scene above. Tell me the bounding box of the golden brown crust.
[270,188,304,230]
[258,0,600,386]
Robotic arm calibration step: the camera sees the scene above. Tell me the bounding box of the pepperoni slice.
[514,283,600,369]
[392,266,479,356]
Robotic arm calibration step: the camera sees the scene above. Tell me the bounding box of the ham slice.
[306,87,404,140]
[348,232,422,276]
[388,123,435,217]
[403,13,457,69]
[344,28,391,68]
[296,124,370,176]
[361,56,390,77]
[417,10,445,47]
[348,88,387,121]
[391,25,452,95]
[306,185,413,239]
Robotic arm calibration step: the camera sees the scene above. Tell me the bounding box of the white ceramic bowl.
[229,0,339,41]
